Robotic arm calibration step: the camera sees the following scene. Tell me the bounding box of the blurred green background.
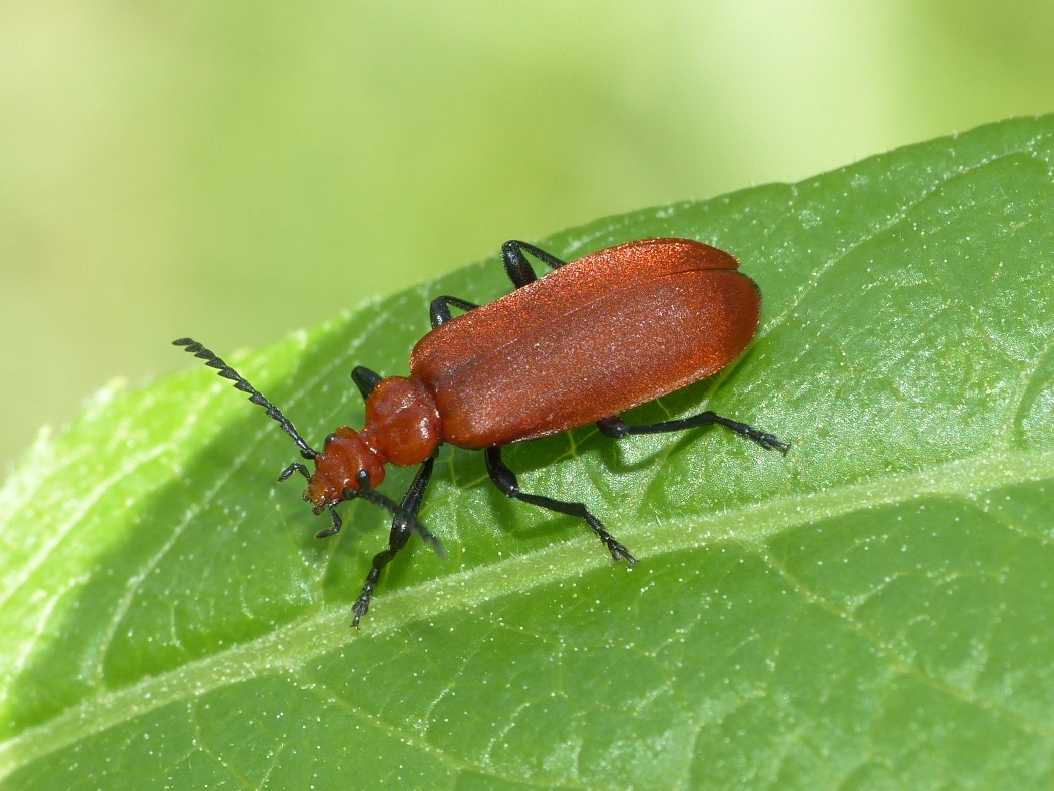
[2,1,1053,467]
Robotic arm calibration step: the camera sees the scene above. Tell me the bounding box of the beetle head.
[304,427,386,511]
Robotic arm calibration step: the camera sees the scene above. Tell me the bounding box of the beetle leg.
[352,456,436,626]
[430,296,480,328]
[484,446,636,565]
[351,366,382,401]
[500,240,568,288]
[598,413,790,455]
[430,242,567,328]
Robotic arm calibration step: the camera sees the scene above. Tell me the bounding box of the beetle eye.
[356,469,370,489]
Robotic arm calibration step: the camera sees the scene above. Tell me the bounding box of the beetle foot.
[604,537,637,566]
[748,429,791,455]
[352,589,373,628]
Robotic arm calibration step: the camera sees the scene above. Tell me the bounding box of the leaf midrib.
[1,445,1051,782]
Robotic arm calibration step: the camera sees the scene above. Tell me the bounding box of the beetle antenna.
[173,337,318,459]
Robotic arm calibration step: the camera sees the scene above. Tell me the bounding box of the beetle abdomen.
[414,269,760,448]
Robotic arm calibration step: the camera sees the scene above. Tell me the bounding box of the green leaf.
[2,115,1054,790]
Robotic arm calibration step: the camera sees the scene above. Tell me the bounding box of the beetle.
[175,237,788,625]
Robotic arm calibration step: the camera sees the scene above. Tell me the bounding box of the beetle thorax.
[306,376,441,509]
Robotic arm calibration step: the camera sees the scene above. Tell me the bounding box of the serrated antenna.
[173,337,318,459]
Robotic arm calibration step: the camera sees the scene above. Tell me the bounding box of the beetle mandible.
[175,238,788,625]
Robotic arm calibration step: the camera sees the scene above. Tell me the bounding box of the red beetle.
[175,238,787,624]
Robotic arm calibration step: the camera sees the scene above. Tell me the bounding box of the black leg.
[351,366,382,401]
[428,241,565,329]
[598,413,790,455]
[352,457,435,626]
[430,296,480,328]
[484,446,635,564]
[501,240,568,288]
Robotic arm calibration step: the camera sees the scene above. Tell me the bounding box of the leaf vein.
[2,447,1050,782]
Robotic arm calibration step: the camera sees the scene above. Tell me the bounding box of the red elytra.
[175,237,787,625]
